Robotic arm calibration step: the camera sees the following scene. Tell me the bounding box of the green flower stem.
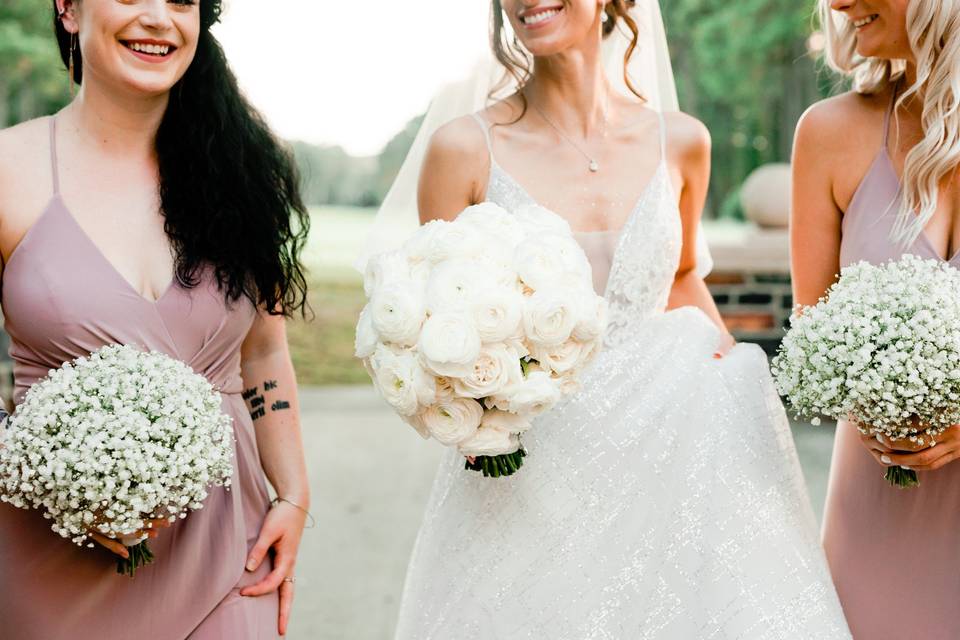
[116,540,155,577]
[464,449,527,478]
[885,465,920,489]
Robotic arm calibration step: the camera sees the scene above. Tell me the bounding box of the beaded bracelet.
[271,496,316,529]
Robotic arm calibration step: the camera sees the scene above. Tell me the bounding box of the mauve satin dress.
[822,90,960,639]
[0,117,280,639]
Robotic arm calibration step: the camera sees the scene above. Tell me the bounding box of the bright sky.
[214,1,490,157]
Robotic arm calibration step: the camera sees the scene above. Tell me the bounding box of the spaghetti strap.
[469,112,494,157]
[48,116,60,196]
[655,110,667,164]
[882,79,899,148]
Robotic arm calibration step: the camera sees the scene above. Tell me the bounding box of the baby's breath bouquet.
[773,255,960,488]
[0,344,234,575]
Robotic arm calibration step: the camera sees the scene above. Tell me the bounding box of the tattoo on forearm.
[245,379,290,421]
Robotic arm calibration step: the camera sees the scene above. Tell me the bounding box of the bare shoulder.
[0,116,50,181]
[0,116,54,228]
[425,114,489,169]
[795,90,887,151]
[662,111,710,160]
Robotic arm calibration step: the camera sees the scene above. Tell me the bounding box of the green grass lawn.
[288,206,375,386]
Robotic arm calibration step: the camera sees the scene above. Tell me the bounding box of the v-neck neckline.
[875,151,960,264]
[55,197,177,304]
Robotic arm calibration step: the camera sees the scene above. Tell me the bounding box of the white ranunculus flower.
[370,345,421,417]
[452,345,523,399]
[364,250,410,297]
[425,259,490,314]
[354,305,379,359]
[402,413,431,440]
[531,339,588,375]
[514,204,572,237]
[402,219,447,265]
[456,203,526,249]
[419,398,484,445]
[523,287,580,347]
[418,312,482,377]
[457,425,521,457]
[369,281,426,347]
[514,233,593,292]
[481,408,531,434]
[489,370,562,417]
[473,286,524,344]
[572,293,608,343]
[427,221,489,264]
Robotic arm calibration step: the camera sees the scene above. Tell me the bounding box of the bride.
[372,1,852,637]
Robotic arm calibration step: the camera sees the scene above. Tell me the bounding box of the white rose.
[514,233,592,291]
[523,287,579,347]
[364,250,409,297]
[452,345,523,399]
[481,408,531,434]
[420,397,484,445]
[473,286,524,344]
[418,312,482,377]
[370,346,421,417]
[514,204,572,237]
[425,259,494,314]
[489,370,562,417]
[572,293,608,343]
[457,425,521,457]
[354,305,379,359]
[369,281,426,347]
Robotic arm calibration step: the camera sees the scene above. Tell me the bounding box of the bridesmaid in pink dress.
[0,1,311,638]
[793,1,960,637]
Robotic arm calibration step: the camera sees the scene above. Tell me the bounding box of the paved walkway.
[289,385,836,640]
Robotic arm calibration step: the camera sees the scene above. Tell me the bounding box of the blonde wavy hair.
[819,0,960,244]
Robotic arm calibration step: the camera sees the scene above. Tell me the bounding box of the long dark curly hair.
[490,0,642,116]
[52,1,310,317]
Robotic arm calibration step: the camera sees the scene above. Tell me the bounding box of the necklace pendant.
[588,160,599,173]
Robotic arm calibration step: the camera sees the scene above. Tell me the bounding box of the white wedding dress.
[393,112,851,639]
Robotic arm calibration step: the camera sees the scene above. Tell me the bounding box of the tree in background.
[0,0,70,127]
[663,0,833,219]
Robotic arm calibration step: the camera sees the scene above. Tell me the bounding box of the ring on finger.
[283,577,296,584]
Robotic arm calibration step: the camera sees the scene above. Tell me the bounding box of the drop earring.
[68,32,76,97]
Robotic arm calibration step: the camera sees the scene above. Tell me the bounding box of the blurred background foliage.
[3,0,836,218]
[3,0,838,383]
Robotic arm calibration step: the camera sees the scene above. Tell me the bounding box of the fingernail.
[902,465,912,470]
[246,559,256,571]
[876,434,884,443]
[881,455,892,464]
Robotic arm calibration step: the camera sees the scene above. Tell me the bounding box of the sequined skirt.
[394,307,851,639]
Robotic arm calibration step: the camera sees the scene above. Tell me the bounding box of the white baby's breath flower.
[773,255,960,440]
[0,344,233,548]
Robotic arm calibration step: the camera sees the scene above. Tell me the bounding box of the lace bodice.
[473,113,683,348]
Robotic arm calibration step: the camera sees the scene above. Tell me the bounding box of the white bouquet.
[356,202,607,477]
[0,344,234,575]
[772,255,960,488]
